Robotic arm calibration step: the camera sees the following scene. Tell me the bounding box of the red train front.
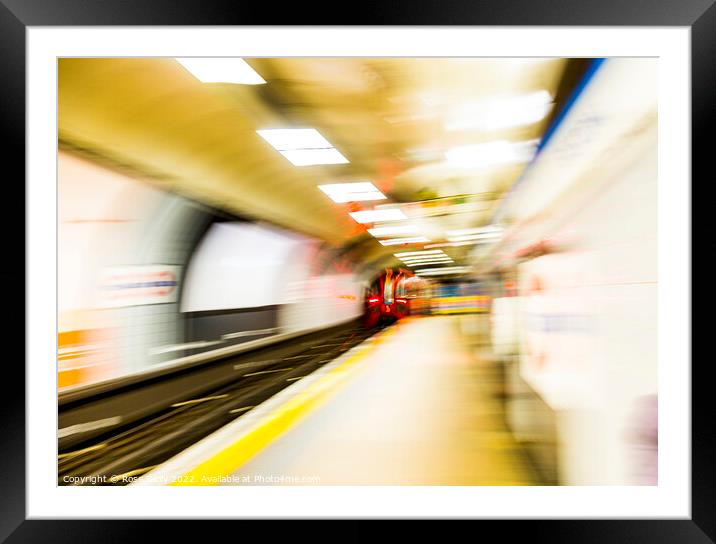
[363,269,412,328]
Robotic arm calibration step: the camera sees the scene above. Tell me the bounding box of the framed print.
[5,0,707,539]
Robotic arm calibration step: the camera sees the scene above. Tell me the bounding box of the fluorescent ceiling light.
[403,260,454,267]
[415,266,471,276]
[379,237,430,246]
[326,192,386,203]
[394,250,445,258]
[445,139,539,169]
[424,241,477,248]
[446,91,552,131]
[367,225,419,237]
[279,148,349,166]
[320,182,376,194]
[401,256,453,263]
[417,271,468,276]
[257,129,334,151]
[403,261,454,267]
[257,128,349,166]
[399,251,448,257]
[176,58,265,84]
[446,225,503,237]
[399,253,450,260]
[350,209,408,223]
[447,232,502,243]
[319,182,386,203]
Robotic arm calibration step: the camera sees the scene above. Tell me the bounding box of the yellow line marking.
[170,394,228,408]
[170,327,397,486]
[432,308,488,314]
[58,443,107,459]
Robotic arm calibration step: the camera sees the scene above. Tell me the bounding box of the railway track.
[58,322,384,486]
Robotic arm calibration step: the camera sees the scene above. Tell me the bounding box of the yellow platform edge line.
[431,296,490,303]
[170,326,398,486]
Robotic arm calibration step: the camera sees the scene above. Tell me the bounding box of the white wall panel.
[181,222,306,312]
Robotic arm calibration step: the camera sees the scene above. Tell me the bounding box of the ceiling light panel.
[424,241,477,248]
[367,225,419,237]
[445,91,553,131]
[447,233,503,243]
[445,139,539,169]
[446,226,503,237]
[327,193,386,203]
[279,148,349,166]
[257,129,349,166]
[394,250,445,258]
[319,182,386,203]
[378,237,430,246]
[398,252,449,260]
[415,266,471,276]
[257,128,333,151]
[403,260,454,267]
[175,58,266,84]
[400,257,453,263]
[350,209,408,223]
[402,261,454,266]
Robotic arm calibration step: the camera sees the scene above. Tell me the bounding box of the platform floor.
[225,315,537,485]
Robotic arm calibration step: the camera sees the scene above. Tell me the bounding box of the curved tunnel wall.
[58,150,364,390]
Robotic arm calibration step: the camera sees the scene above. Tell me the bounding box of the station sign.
[99,265,182,307]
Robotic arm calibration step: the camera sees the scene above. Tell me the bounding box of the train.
[363,269,431,328]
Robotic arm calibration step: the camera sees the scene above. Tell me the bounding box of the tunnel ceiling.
[58,57,571,270]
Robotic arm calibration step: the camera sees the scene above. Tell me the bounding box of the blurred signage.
[100,265,181,307]
[431,281,490,314]
[518,255,597,411]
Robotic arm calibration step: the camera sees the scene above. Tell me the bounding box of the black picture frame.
[4,0,706,539]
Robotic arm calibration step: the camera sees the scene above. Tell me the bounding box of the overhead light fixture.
[416,270,469,276]
[415,266,471,276]
[447,233,503,243]
[278,148,349,166]
[367,225,419,237]
[398,251,452,264]
[445,139,539,169]
[445,91,553,131]
[257,129,332,150]
[175,58,266,84]
[257,128,349,166]
[446,225,503,237]
[379,236,430,246]
[394,250,445,258]
[403,260,454,267]
[398,253,449,261]
[402,262,454,267]
[399,251,448,258]
[424,241,478,248]
[349,209,408,224]
[318,182,386,203]
[401,256,453,263]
